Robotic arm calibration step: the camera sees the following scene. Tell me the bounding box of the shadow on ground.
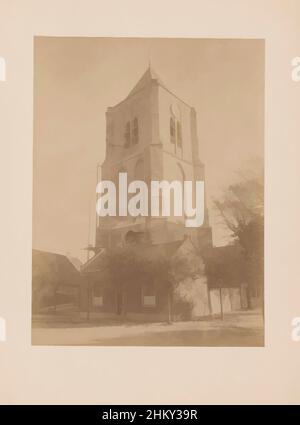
[71,326,264,347]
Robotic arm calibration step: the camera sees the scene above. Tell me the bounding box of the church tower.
[96,65,212,251]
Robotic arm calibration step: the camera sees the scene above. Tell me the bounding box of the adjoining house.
[202,244,263,315]
[80,234,254,322]
[32,249,83,314]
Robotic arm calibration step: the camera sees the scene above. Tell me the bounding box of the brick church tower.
[96,65,212,251]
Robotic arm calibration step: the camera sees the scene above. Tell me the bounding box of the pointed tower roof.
[128,64,167,97]
[110,63,192,109]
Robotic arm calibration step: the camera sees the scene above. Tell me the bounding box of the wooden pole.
[219,286,223,320]
[54,287,57,314]
[207,287,212,316]
[168,293,172,323]
[239,285,243,310]
[167,289,173,324]
[87,285,91,322]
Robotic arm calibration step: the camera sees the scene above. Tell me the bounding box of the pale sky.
[33,37,264,261]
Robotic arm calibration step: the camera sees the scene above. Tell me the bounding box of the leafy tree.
[104,239,203,322]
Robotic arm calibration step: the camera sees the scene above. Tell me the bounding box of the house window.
[143,296,156,307]
[93,286,104,307]
[177,121,182,147]
[124,121,131,148]
[142,283,156,307]
[170,117,182,147]
[132,117,139,145]
[170,117,176,144]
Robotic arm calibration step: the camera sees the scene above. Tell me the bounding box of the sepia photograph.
[2,0,300,408]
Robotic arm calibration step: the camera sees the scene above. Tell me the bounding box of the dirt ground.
[32,310,264,347]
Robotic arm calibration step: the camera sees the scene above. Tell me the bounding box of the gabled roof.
[81,248,106,273]
[81,238,186,274]
[128,64,167,97]
[142,239,185,258]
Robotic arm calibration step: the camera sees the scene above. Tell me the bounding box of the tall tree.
[214,159,264,311]
[104,240,202,322]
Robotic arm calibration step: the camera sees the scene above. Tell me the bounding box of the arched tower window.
[132,117,139,145]
[134,159,145,181]
[124,121,131,148]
